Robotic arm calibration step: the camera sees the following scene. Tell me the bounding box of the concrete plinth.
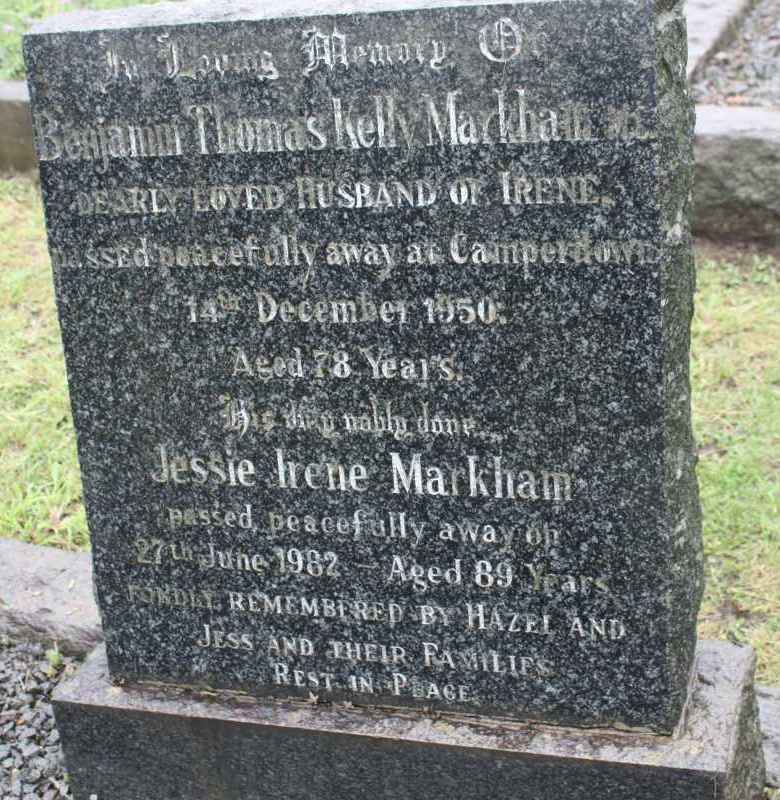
[52,640,764,800]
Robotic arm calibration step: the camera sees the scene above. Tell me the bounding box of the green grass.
[0,0,162,80]
[0,177,86,548]
[0,174,778,688]
[692,250,780,685]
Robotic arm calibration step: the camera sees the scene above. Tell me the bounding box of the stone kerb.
[0,539,101,656]
[0,80,36,173]
[686,0,759,82]
[694,105,780,243]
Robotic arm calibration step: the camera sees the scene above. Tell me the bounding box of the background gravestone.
[25,0,702,734]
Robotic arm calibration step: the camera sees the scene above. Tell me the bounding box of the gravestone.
[24,0,765,797]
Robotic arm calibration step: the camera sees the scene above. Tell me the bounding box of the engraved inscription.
[302,26,447,74]
[27,0,680,726]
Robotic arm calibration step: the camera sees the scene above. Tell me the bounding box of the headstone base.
[53,640,764,800]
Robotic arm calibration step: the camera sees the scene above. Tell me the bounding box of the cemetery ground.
[2,0,778,795]
[1,172,778,692]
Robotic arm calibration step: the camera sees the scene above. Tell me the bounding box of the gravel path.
[0,638,75,800]
[693,0,780,108]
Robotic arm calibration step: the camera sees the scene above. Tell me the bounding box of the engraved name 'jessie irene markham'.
[149,445,574,503]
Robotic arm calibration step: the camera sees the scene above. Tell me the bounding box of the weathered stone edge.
[655,0,702,735]
[1,537,778,786]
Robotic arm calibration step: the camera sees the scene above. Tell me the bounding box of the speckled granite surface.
[25,0,702,733]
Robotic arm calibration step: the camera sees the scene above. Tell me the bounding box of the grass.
[692,247,780,685]
[0,0,163,80]
[0,177,86,548]
[0,174,778,689]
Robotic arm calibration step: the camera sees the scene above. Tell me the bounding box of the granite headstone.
[24,0,704,736]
